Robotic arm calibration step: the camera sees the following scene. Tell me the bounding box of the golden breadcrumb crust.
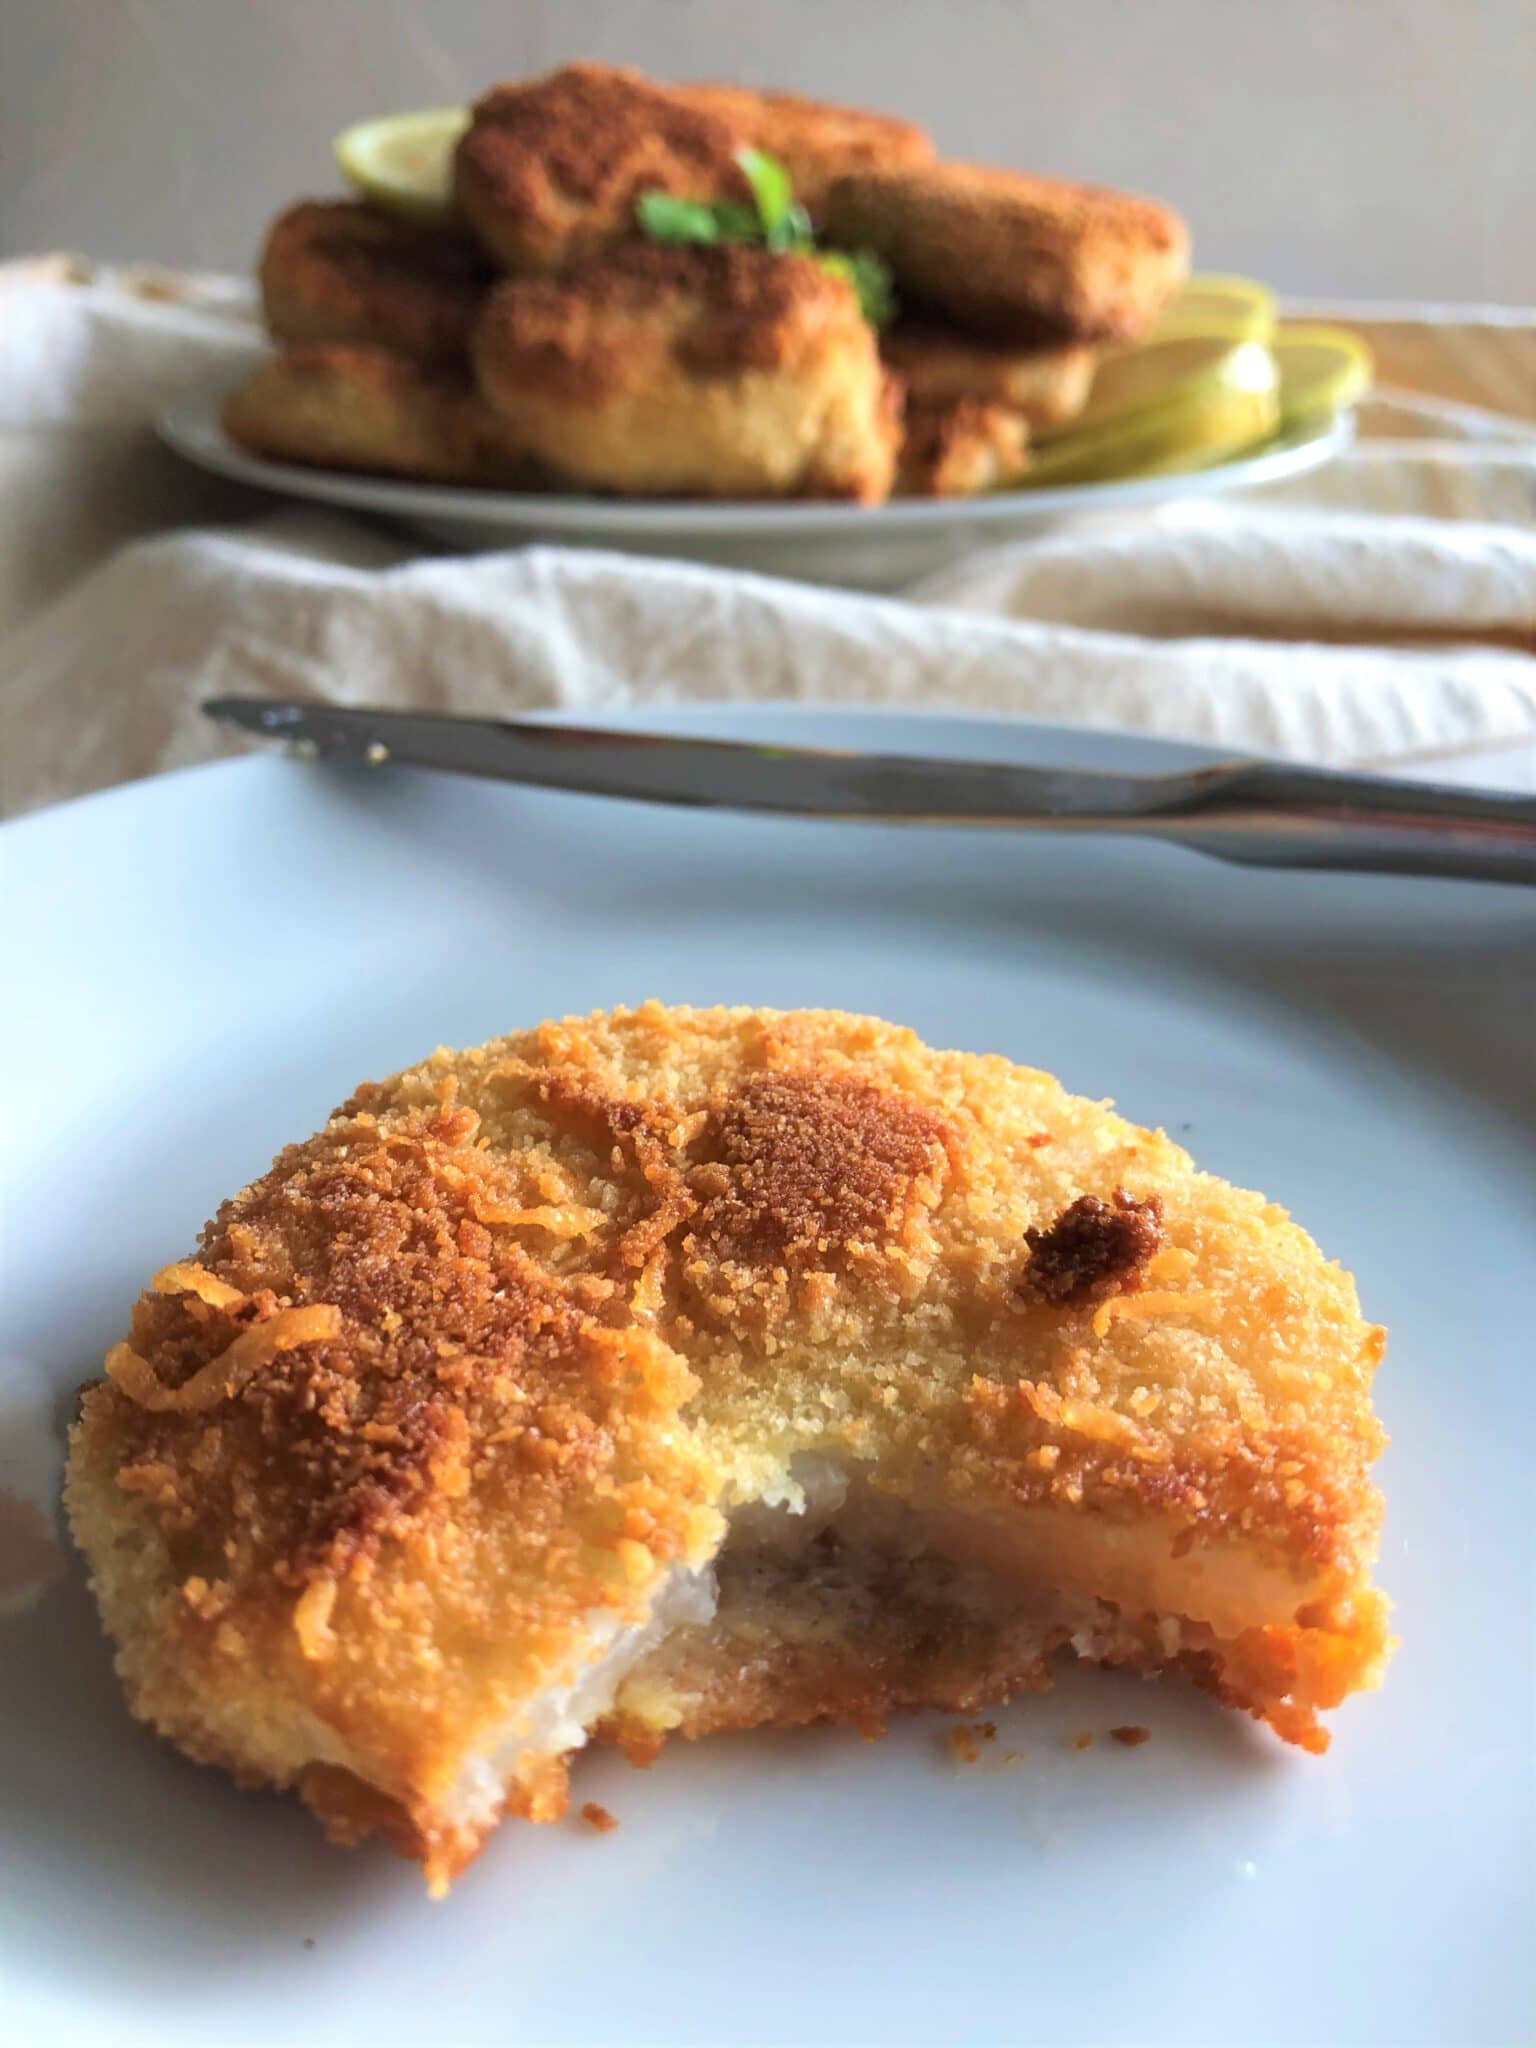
[882,321,1096,429]
[825,163,1190,343]
[680,82,934,212]
[221,344,538,486]
[471,245,898,500]
[896,396,1030,497]
[67,1005,1389,1888]
[258,200,491,366]
[454,63,751,274]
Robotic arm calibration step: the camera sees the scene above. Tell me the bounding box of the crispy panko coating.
[470,244,898,501]
[896,396,1031,497]
[221,344,538,486]
[67,1005,1390,1892]
[258,200,492,366]
[882,321,1096,431]
[454,62,752,274]
[825,162,1189,343]
[680,82,933,213]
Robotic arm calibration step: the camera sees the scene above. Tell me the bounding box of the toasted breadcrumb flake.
[945,1718,1000,1765]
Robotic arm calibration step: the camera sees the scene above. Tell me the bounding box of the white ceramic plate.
[158,394,1352,589]
[3,708,1531,2048]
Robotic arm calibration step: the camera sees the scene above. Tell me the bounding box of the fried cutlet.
[67,1004,1390,1894]
[470,244,898,501]
[454,62,752,274]
[680,83,933,214]
[825,163,1190,343]
[258,200,492,366]
[882,321,1096,431]
[895,397,1030,497]
[221,344,537,486]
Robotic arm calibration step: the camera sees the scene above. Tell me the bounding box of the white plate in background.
[158,395,1352,589]
[3,707,1531,2048]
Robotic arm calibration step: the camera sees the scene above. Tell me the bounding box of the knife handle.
[1162,761,1536,883]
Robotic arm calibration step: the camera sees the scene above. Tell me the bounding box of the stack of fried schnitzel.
[224,63,1189,502]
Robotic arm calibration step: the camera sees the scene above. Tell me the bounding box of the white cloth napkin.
[3,259,1535,817]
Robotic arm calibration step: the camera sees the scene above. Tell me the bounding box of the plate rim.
[158,390,1354,536]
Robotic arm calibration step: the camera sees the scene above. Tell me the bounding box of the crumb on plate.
[943,1719,998,1765]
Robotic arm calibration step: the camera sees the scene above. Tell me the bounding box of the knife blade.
[204,697,1536,886]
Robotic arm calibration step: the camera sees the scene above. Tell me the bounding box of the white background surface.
[4,709,1533,2047]
[3,0,1534,298]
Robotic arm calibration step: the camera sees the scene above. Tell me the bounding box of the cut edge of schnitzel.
[69,1419,1390,1893]
[65,1003,1391,1892]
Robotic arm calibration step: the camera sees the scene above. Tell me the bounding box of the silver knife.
[204,696,1536,887]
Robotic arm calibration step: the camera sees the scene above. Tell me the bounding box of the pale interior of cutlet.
[439,1455,1312,1831]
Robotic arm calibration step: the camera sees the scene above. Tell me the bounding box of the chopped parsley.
[636,148,896,328]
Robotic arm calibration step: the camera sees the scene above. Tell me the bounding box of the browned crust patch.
[688,1071,951,1273]
[454,63,750,272]
[258,200,490,365]
[88,1107,608,1587]
[472,243,863,403]
[824,162,1189,343]
[679,82,933,211]
[1021,1190,1165,1309]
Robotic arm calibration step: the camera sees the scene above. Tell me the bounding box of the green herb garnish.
[816,248,898,333]
[815,247,896,329]
[634,148,896,329]
[636,191,757,244]
[734,146,814,251]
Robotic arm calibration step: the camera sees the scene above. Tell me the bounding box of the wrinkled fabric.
[4,259,1534,815]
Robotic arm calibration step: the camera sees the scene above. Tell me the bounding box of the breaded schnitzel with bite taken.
[68,1005,1391,1893]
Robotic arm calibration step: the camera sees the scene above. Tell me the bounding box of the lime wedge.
[1152,274,1276,343]
[1059,335,1274,437]
[1271,324,1373,430]
[1025,338,1280,486]
[335,107,469,223]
